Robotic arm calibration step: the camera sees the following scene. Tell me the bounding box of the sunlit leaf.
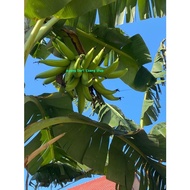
[56,0,116,19]
[25,0,72,19]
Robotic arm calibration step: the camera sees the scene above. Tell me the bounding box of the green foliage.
[24,1,166,189]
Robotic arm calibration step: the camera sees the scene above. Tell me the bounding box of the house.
[68,175,140,190]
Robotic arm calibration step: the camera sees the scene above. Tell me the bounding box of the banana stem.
[24,18,45,64]
[24,17,60,65]
[33,16,60,47]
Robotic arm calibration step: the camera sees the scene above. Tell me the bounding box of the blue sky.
[24,16,166,190]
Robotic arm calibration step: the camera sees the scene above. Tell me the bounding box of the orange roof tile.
[68,176,116,190]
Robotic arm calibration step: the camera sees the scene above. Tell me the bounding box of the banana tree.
[24,0,166,189]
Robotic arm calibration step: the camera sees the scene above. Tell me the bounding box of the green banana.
[54,38,76,61]
[101,93,121,101]
[65,77,80,92]
[75,81,86,114]
[81,47,96,69]
[94,76,105,83]
[81,84,93,101]
[81,72,95,87]
[37,58,70,67]
[64,61,75,83]
[93,80,118,95]
[88,47,105,70]
[73,54,85,78]
[106,68,128,79]
[93,57,119,77]
[103,53,109,66]
[35,66,67,79]
[43,76,56,85]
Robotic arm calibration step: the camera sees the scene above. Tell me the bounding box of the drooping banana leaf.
[25,91,166,189]
[29,161,88,189]
[25,113,166,189]
[140,39,166,127]
[94,103,139,132]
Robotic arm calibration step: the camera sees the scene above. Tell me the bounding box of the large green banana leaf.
[24,0,116,19]
[25,93,166,189]
[98,0,166,25]
[140,39,166,127]
[24,0,166,24]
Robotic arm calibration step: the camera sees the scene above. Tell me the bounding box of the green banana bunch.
[35,41,129,110]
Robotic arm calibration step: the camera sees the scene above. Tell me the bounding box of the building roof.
[68,175,140,190]
[68,176,116,190]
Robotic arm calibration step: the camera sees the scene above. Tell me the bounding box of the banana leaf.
[25,93,166,189]
[25,0,116,19]
[140,39,166,127]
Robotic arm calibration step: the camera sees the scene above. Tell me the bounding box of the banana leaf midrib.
[25,115,152,162]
